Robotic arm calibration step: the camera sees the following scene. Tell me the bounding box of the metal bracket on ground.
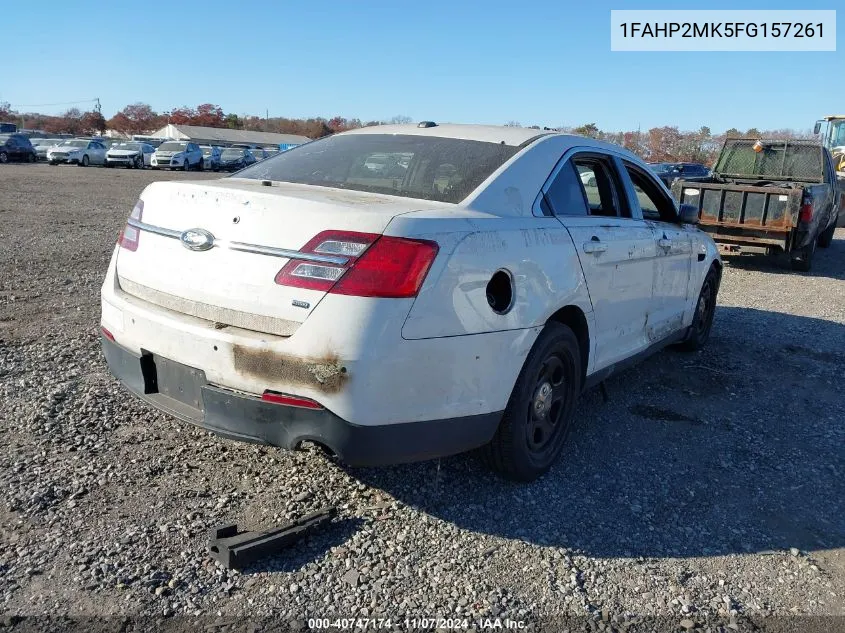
[209,507,336,569]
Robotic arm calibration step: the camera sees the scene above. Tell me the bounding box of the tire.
[104,161,112,168]
[134,156,143,170]
[480,322,582,482]
[0,151,7,164]
[678,267,719,351]
[183,160,190,172]
[80,155,89,167]
[790,239,816,272]
[817,217,837,248]
[28,152,36,163]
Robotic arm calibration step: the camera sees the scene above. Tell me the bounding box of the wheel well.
[711,260,723,287]
[547,305,590,383]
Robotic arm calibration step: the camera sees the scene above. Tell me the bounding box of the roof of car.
[339,123,641,157]
[339,123,554,147]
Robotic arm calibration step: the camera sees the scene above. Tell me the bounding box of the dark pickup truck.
[672,138,840,271]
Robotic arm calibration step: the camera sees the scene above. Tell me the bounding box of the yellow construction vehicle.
[814,115,845,172]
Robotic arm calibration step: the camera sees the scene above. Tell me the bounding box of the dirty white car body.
[100,123,721,481]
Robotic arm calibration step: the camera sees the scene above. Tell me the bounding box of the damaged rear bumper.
[100,334,501,466]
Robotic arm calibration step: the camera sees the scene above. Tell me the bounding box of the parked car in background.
[100,123,721,482]
[131,136,167,148]
[251,148,268,162]
[47,139,107,166]
[151,141,203,170]
[200,145,223,171]
[218,147,256,171]
[0,134,37,163]
[649,162,711,187]
[105,142,155,169]
[30,138,62,161]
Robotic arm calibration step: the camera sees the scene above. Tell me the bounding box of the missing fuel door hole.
[486,269,514,315]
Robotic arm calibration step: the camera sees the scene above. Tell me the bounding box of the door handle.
[583,241,608,254]
[658,238,672,250]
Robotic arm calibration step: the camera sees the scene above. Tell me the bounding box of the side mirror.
[814,121,822,135]
[678,203,699,225]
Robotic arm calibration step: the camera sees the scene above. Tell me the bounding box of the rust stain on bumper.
[232,345,348,393]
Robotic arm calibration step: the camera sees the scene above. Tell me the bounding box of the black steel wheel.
[481,322,581,482]
[679,267,718,351]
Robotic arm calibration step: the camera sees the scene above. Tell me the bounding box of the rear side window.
[235,134,520,204]
[543,161,588,216]
[572,157,625,217]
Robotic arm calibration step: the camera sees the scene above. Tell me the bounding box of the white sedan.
[105,142,155,169]
[47,139,108,166]
[100,123,721,481]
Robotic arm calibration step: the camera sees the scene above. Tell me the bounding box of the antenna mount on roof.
[417,121,437,128]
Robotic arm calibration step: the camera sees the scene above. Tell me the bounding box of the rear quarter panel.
[388,214,593,340]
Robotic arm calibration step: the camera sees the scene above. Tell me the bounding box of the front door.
[621,162,692,342]
[543,153,657,371]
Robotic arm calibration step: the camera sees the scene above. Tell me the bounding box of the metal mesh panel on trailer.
[714,139,823,182]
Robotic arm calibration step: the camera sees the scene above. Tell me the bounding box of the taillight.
[261,390,323,409]
[118,200,143,251]
[799,199,813,223]
[275,230,439,298]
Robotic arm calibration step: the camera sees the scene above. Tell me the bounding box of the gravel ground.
[1,164,844,632]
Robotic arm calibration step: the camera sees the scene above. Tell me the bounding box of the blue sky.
[3,0,841,133]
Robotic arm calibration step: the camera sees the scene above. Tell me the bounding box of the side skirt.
[583,328,688,391]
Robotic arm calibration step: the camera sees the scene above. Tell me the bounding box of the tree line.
[1,101,811,165]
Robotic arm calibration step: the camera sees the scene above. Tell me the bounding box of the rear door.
[621,161,692,341]
[7,136,23,160]
[89,142,105,164]
[543,151,657,371]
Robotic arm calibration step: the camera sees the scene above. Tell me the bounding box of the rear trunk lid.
[115,178,447,335]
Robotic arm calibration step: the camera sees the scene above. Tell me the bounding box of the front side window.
[625,165,678,222]
[235,134,520,204]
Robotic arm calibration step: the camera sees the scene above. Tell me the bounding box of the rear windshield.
[235,134,520,203]
[715,139,823,182]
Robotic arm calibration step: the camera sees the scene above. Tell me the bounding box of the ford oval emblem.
[180,228,215,251]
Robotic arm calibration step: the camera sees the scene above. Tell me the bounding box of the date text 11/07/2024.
[307,617,528,630]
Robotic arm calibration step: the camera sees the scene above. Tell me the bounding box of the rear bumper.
[100,334,501,466]
[698,223,793,251]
